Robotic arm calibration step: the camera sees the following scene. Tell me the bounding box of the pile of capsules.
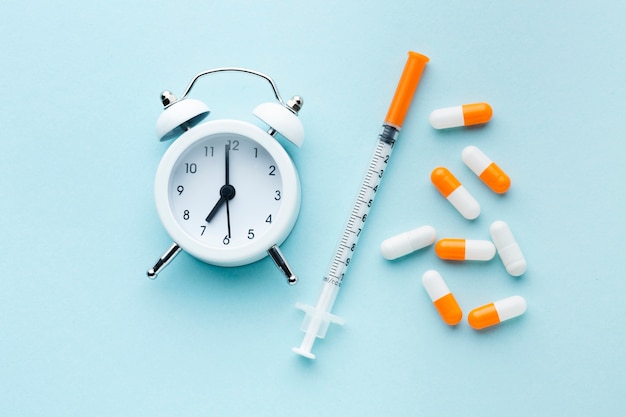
[380,102,527,330]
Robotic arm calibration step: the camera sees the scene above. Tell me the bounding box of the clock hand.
[224,142,230,185]
[224,142,232,238]
[206,143,236,224]
[225,196,232,238]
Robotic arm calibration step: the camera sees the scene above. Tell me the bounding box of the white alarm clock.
[147,68,304,284]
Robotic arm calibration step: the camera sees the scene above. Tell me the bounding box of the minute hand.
[205,144,235,224]
[224,142,230,185]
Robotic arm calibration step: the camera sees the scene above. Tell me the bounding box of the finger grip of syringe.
[293,303,345,359]
[384,51,429,129]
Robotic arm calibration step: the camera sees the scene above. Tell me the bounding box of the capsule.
[429,102,493,129]
[468,295,526,329]
[462,146,510,194]
[380,225,436,260]
[490,221,527,276]
[431,167,480,220]
[421,270,462,325]
[435,238,495,261]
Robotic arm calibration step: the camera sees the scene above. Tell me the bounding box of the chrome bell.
[155,91,210,142]
[253,96,304,147]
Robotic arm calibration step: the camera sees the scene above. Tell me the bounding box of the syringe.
[293,51,429,359]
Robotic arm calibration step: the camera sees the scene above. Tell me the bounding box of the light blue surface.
[1,1,625,415]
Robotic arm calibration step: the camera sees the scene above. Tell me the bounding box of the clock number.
[247,229,255,240]
[254,147,258,158]
[274,190,281,201]
[185,163,197,174]
[269,165,276,176]
[200,225,206,236]
[205,146,214,157]
[227,140,240,151]
[183,210,190,220]
[177,185,184,195]
[265,214,272,224]
[223,235,230,245]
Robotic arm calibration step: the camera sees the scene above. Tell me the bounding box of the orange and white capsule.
[421,270,462,325]
[468,295,526,330]
[435,238,495,261]
[431,167,480,220]
[462,146,510,194]
[429,102,493,129]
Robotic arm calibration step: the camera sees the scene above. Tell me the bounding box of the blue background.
[1,1,625,415]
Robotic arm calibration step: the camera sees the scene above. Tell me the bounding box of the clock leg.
[268,245,298,285]
[147,243,182,279]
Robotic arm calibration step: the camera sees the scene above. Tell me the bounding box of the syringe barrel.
[384,51,429,129]
[316,278,342,312]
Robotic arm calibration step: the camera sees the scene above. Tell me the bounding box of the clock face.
[170,133,282,248]
[154,120,300,267]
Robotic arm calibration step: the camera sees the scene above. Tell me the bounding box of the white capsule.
[490,221,527,276]
[380,225,436,260]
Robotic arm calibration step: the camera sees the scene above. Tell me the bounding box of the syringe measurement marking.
[324,140,392,287]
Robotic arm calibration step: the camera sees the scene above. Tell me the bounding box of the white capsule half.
[490,220,527,276]
[421,270,451,301]
[465,239,497,260]
[447,185,481,220]
[429,106,464,129]
[380,225,436,260]
[495,295,527,321]
[462,145,493,174]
